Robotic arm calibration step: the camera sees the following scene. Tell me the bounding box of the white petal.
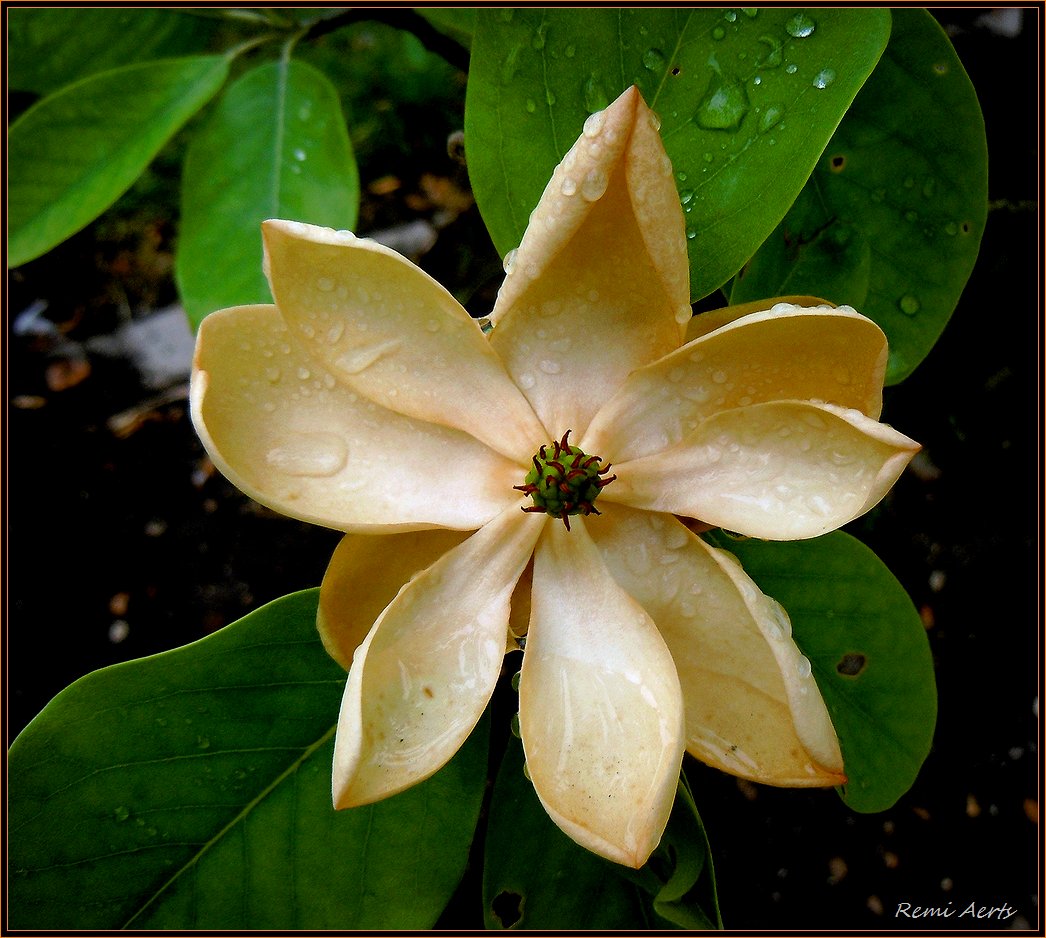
[609,400,919,539]
[583,304,888,461]
[191,305,521,531]
[590,503,844,785]
[519,518,684,868]
[262,220,546,462]
[333,507,545,806]
[488,87,688,439]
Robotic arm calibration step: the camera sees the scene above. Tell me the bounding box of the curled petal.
[488,86,688,438]
[590,503,844,785]
[262,220,545,463]
[319,529,470,669]
[519,519,685,868]
[609,400,919,540]
[584,304,888,461]
[333,508,545,807]
[191,305,520,532]
[685,295,835,342]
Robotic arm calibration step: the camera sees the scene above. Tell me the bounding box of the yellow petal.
[519,518,684,868]
[262,220,545,463]
[590,503,844,786]
[488,86,688,439]
[583,304,888,461]
[333,507,545,807]
[191,305,521,532]
[319,529,471,669]
[609,400,920,539]
[685,295,835,342]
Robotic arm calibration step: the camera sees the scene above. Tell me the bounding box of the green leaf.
[731,9,987,384]
[176,58,359,329]
[713,532,937,813]
[465,8,890,301]
[483,736,720,929]
[7,8,215,95]
[9,590,488,930]
[8,56,229,268]
[418,8,476,50]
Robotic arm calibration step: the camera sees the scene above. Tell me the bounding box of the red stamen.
[582,455,601,470]
[552,438,562,458]
[559,430,572,451]
[598,463,613,475]
[539,444,547,459]
[560,510,571,531]
[532,455,542,474]
[559,482,571,493]
[521,505,546,514]
[512,483,538,494]
[565,469,587,481]
[544,476,555,489]
[571,453,583,469]
[596,475,617,488]
[548,460,566,474]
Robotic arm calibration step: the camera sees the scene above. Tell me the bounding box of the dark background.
[6,8,1040,930]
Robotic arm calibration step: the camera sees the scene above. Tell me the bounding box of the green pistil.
[514,430,616,530]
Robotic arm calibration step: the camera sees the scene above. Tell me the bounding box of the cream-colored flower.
[190,86,919,868]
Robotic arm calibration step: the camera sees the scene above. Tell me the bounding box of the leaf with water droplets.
[732,9,987,384]
[177,60,359,330]
[710,531,936,813]
[466,8,890,303]
[8,590,489,929]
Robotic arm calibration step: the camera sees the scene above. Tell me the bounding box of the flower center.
[514,430,616,530]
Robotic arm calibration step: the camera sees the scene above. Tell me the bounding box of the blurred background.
[7,7,1039,929]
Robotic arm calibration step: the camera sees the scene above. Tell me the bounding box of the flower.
[190,86,919,868]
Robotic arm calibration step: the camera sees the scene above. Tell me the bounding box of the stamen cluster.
[515,430,616,530]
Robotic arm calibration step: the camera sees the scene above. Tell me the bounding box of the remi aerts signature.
[894,901,1019,921]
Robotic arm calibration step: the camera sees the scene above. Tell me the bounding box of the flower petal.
[609,400,920,539]
[333,507,545,807]
[319,529,471,669]
[488,86,689,438]
[262,219,546,463]
[685,295,835,342]
[191,305,521,532]
[583,304,888,462]
[519,518,685,868]
[590,503,844,786]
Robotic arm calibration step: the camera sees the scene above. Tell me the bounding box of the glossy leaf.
[7,8,214,94]
[731,9,987,384]
[465,8,890,301]
[8,56,229,268]
[713,532,936,813]
[418,8,476,50]
[483,736,721,929]
[9,590,488,930]
[176,59,359,328]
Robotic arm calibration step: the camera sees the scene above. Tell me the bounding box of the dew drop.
[675,304,693,325]
[517,372,536,390]
[758,104,784,133]
[539,359,561,375]
[695,76,750,131]
[944,221,958,236]
[317,276,335,292]
[531,21,548,50]
[743,8,759,17]
[293,148,307,162]
[922,178,937,198]
[546,89,556,106]
[712,370,728,384]
[114,806,130,822]
[525,98,536,113]
[478,317,494,334]
[898,294,921,316]
[560,176,577,196]
[196,735,211,750]
[785,12,816,38]
[583,110,605,138]
[266,432,348,478]
[680,188,695,205]
[904,210,919,223]
[811,67,836,89]
[503,248,518,274]
[648,110,662,132]
[723,9,738,23]
[426,319,441,333]
[643,47,666,71]
[757,35,783,67]
[785,62,798,75]
[265,366,281,384]
[580,167,609,201]
[679,600,697,618]
[327,322,345,344]
[795,655,813,679]
[686,226,697,240]
[711,26,726,41]
[583,75,610,112]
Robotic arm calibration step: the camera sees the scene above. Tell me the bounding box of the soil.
[6,9,1040,930]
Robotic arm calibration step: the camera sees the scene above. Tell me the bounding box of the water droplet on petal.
[426,319,441,333]
[503,248,518,274]
[796,655,813,679]
[583,110,605,138]
[517,372,536,390]
[266,432,348,478]
[265,366,281,384]
[539,359,561,375]
[560,176,577,196]
[580,168,609,201]
[317,277,335,292]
